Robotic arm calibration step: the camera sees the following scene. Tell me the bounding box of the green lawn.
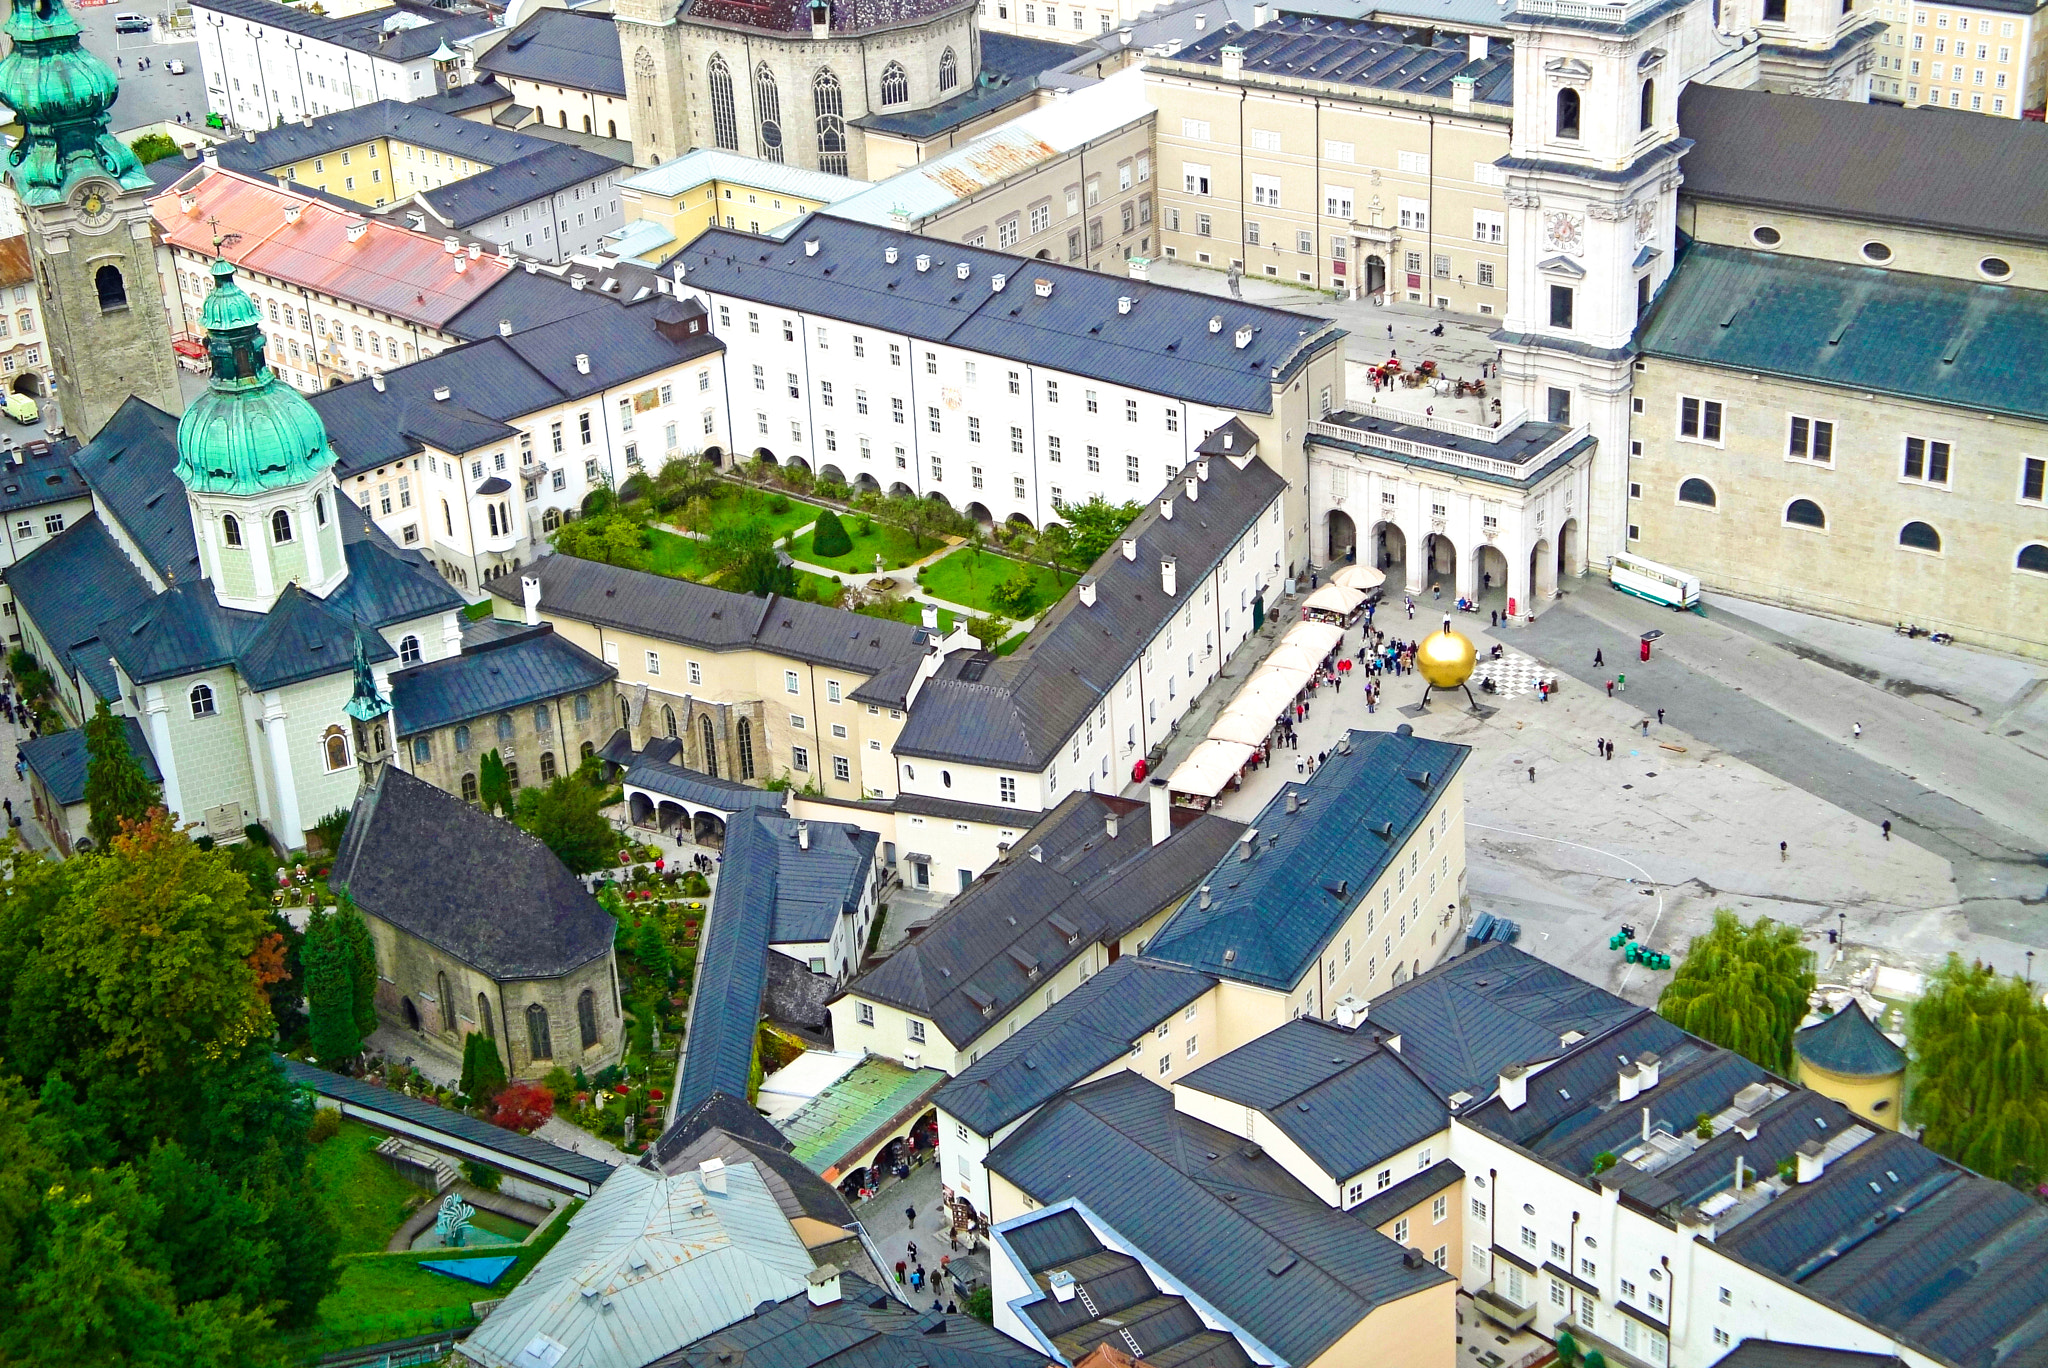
[860,599,959,634]
[792,569,848,607]
[645,527,717,580]
[312,1118,431,1256]
[788,515,933,574]
[917,548,1069,617]
[692,484,823,540]
[291,1198,585,1357]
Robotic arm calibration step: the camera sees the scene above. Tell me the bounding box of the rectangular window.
[1127,452,1141,483]
[1903,436,1951,484]
[832,755,850,781]
[1788,416,1834,463]
[1549,285,1574,330]
[1478,262,1496,288]
[1324,185,1354,218]
[791,746,809,772]
[1474,209,1504,244]
[644,650,661,675]
[1433,1195,1449,1222]
[1679,396,1724,443]
[784,670,801,694]
[1086,445,1101,472]
[928,406,941,433]
[1252,175,1282,207]
[857,1002,874,1025]
[1182,163,1211,195]
[2022,456,2045,503]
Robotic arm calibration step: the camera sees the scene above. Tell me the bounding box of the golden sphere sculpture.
[1416,628,1478,689]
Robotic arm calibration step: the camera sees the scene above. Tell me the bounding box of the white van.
[113,12,152,31]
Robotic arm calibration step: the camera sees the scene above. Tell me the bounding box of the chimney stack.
[698,1157,727,1194]
[806,1264,843,1306]
[1160,556,1177,596]
[576,354,590,374]
[521,575,542,625]
[1618,1062,1642,1103]
[1469,33,1489,60]
[1149,777,1170,845]
[1796,1140,1829,1184]
[921,601,939,630]
[499,318,513,337]
[1078,579,1097,607]
[1636,1052,1661,1089]
[805,238,820,257]
[1121,536,1138,562]
[1029,843,1044,863]
[1104,810,1119,840]
[1452,75,1475,113]
[1159,496,1174,522]
[1220,43,1244,77]
[797,821,811,851]
[1498,1064,1528,1110]
[1185,474,1200,502]
[371,373,386,392]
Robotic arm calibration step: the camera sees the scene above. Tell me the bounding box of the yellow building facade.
[1865,0,2048,115]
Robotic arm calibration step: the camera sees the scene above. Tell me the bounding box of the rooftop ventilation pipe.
[1149,777,1171,845]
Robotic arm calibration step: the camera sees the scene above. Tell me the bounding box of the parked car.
[167,58,185,74]
[113,12,151,31]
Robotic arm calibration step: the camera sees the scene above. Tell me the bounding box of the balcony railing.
[1512,0,1667,24]
[1309,418,1591,480]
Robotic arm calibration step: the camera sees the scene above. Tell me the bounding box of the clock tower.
[0,0,182,440]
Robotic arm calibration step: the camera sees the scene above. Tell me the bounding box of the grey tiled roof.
[1713,1346,1904,1368]
[672,215,1340,414]
[389,623,614,737]
[841,793,1243,1051]
[214,100,571,179]
[3,513,157,703]
[488,554,930,676]
[755,814,878,946]
[893,454,1286,770]
[850,31,1083,138]
[652,1090,791,1163]
[333,765,615,980]
[933,955,1216,1136]
[1176,1016,1448,1182]
[1145,728,1470,991]
[476,8,627,97]
[219,583,401,693]
[21,715,161,807]
[420,141,625,228]
[0,437,86,515]
[194,0,495,62]
[1165,14,1514,105]
[984,1070,1450,1365]
[676,809,781,1112]
[71,397,201,584]
[654,1274,1045,1368]
[1793,1004,1905,1079]
[624,755,787,811]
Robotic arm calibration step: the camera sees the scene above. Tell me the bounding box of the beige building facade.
[1865,0,2048,114]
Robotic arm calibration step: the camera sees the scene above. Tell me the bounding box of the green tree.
[479,749,513,817]
[460,1029,507,1102]
[702,509,795,597]
[967,613,1013,652]
[1657,911,1814,1073]
[513,774,618,874]
[810,507,853,558]
[1052,494,1144,565]
[126,131,180,164]
[652,455,718,514]
[990,563,1041,617]
[552,511,648,569]
[1038,522,1078,585]
[1909,955,2048,1189]
[83,700,160,851]
[334,896,377,1039]
[878,492,953,552]
[630,918,673,989]
[301,908,361,1067]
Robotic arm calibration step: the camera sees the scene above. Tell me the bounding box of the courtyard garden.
[917,546,1067,619]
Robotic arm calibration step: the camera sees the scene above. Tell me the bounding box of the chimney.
[1029,843,1044,863]
[956,261,971,280]
[797,821,811,851]
[1118,295,1132,315]
[467,243,481,260]
[346,220,368,243]
[521,575,542,625]
[244,130,257,142]
[805,238,820,257]
[1796,1140,1829,1184]
[1194,10,1207,28]
[571,275,588,290]
[1285,790,1299,814]
[371,374,386,393]
[1149,777,1170,845]
[1252,1,1269,22]
[699,1156,727,1194]
[1034,277,1053,298]
[1196,457,1210,481]
[1220,43,1244,77]
[915,253,931,272]
[1121,536,1138,561]
[1234,325,1254,349]
[885,245,899,264]
[1185,473,1199,502]
[1236,827,1258,861]
[433,385,451,401]
[1159,495,1175,521]
[498,319,513,337]
[1049,1270,1077,1303]
[444,235,460,254]
[283,202,302,224]
[1078,579,1097,607]
[576,354,591,374]
[1498,1064,1529,1110]
[453,256,468,274]
[1452,75,1475,113]
[1469,33,1489,60]
[991,273,1007,292]
[1636,1052,1661,1089]
[1198,885,1212,910]
[1105,810,1120,840]
[1617,1062,1642,1103]
[1160,556,1177,596]
[1208,315,1223,333]
[806,1264,843,1307]
[921,601,939,630]
[1127,256,1149,281]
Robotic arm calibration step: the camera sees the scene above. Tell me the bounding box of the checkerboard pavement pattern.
[1473,648,1557,698]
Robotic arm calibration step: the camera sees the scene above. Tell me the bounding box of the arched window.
[526,1002,553,1060]
[399,634,421,665]
[542,507,562,533]
[1640,78,1655,132]
[315,492,328,526]
[755,62,784,162]
[939,47,958,92]
[189,683,216,718]
[1899,520,1941,552]
[461,771,479,802]
[96,264,127,311]
[2019,543,2048,576]
[222,514,242,547]
[322,725,351,772]
[621,697,631,730]
[497,712,515,742]
[578,988,600,1050]
[814,68,848,177]
[454,724,471,753]
[540,751,557,782]
[1556,88,1581,140]
[608,120,617,139]
[272,508,294,544]
[1678,478,1717,507]
[437,972,455,1032]
[582,114,592,133]
[574,693,591,722]
[412,736,431,764]
[477,992,494,1038]
[700,713,719,778]
[580,739,596,760]
[1786,498,1826,529]
[736,717,755,780]
[880,60,909,107]
[534,704,552,733]
[707,55,740,151]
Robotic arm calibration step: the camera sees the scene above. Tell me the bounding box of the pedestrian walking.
[1657,708,1665,726]
[906,1205,917,1229]
[895,1261,907,1284]
[1780,841,1788,862]
[1528,766,1536,783]
[1641,718,1650,736]
[1606,680,1615,698]
[1491,610,1499,627]
[1852,722,1862,740]
[1594,649,1604,668]
[1881,820,1892,841]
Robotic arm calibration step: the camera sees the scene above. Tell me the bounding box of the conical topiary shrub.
[811,508,853,558]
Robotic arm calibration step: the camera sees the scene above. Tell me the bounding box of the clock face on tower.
[74,183,115,231]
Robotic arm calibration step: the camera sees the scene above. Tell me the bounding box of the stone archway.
[889,482,914,498]
[1423,533,1457,594]
[819,464,846,486]
[856,472,881,495]
[1006,512,1035,532]
[1364,255,1386,298]
[11,372,41,398]
[692,811,726,848]
[1372,520,1407,589]
[629,791,655,827]
[1477,544,1510,603]
[964,501,993,527]
[1325,509,1357,564]
[703,445,725,466]
[657,800,687,835]
[401,997,422,1031]
[1531,538,1556,602]
[1558,517,1581,582]
[787,455,812,475]
[755,448,778,465]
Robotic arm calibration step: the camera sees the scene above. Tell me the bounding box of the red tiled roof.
[149,168,510,332]
[0,235,31,288]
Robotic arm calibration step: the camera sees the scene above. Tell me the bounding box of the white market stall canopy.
[1276,619,1345,661]
[1302,583,1367,616]
[1332,563,1387,591]
[1168,738,1257,798]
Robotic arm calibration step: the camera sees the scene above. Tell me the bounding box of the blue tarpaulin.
[418,1255,517,1286]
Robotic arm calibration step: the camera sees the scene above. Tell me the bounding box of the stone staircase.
[375,1135,459,1193]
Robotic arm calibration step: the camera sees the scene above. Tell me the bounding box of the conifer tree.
[302,908,362,1066]
[334,895,378,1039]
[82,699,159,849]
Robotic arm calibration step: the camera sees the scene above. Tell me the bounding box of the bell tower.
[0,0,182,439]
[1495,0,1705,577]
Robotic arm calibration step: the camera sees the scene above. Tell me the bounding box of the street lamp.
[1836,911,1845,948]
[2028,950,2034,985]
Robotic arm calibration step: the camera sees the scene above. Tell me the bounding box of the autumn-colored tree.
[489,1081,555,1133]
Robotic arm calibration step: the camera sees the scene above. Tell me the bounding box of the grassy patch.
[469,1209,535,1242]
[860,599,959,634]
[994,629,1028,657]
[645,527,718,581]
[462,600,494,621]
[791,569,848,607]
[917,548,1066,616]
[790,516,932,574]
[311,1118,431,1255]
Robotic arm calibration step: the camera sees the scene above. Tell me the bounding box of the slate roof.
[214,100,574,179]
[933,955,1217,1136]
[840,792,1244,1051]
[489,554,929,676]
[983,1071,1450,1366]
[676,808,783,1112]
[419,140,625,228]
[753,814,878,946]
[311,294,721,475]
[850,31,1087,139]
[621,148,867,207]
[1145,728,1470,991]
[333,765,615,980]
[1164,14,1514,105]
[1714,1346,1904,1368]
[671,215,1340,413]
[389,622,614,737]
[459,1162,815,1368]
[647,1127,856,1235]
[192,0,495,62]
[1176,1017,1448,1182]
[1637,239,2048,421]
[892,454,1286,770]
[476,7,627,96]
[0,437,87,515]
[69,398,200,583]
[652,1089,793,1162]
[1794,1004,1906,1079]
[21,715,160,807]
[1677,84,2048,246]
[655,1273,1046,1368]
[3,513,156,703]
[625,755,788,812]
[1362,941,1644,1101]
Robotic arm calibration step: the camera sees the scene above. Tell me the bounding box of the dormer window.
[222,514,243,547]
[272,509,294,544]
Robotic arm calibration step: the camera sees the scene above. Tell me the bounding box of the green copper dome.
[175,259,340,496]
[0,0,150,207]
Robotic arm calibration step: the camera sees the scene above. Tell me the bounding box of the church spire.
[0,0,150,207]
[345,630,392,792]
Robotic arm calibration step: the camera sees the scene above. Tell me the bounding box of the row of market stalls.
[1166,563,1387,803]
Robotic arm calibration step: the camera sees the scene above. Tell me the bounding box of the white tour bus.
[1609,552,1701,611]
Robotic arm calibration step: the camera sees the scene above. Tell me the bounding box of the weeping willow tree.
[1657,911,1814,1074]
[1909,955,2048,1190]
